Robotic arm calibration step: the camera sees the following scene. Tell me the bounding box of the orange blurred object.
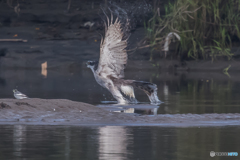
[41,61,47,78]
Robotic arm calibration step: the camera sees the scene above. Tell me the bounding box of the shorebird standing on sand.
[86,15,161,104]
[13,89,28,99]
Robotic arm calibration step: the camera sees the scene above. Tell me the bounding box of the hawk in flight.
[87,16,161,104]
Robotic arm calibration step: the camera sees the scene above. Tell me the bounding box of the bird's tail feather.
[132,81,161,104]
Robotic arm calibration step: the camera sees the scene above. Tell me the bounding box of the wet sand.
[0,98,240,127]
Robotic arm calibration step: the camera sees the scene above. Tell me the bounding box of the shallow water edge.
[0,120,239,127]
[0,98,240,127]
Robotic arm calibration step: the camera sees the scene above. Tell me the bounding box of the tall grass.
[144,0,240,61]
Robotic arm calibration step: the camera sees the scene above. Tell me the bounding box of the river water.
[0,125,239,160]
[0,68,240,115]
[0,68,240,159]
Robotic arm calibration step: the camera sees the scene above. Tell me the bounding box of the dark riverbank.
[1,0,240,71]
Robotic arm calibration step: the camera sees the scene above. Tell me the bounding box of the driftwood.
[0,39,27,42]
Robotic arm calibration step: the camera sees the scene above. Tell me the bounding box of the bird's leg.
[108,84,128,104]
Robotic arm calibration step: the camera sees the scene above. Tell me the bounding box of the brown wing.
[96,16,128,79]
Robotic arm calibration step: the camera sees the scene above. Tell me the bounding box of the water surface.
[0,125,239,160]
[0,68,240,114]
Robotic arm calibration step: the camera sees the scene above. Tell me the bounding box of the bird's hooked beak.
[86,61,92,68]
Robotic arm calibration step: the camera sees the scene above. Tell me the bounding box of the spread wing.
[96,16,128,79]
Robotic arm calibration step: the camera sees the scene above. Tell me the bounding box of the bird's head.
[13,89,18,93]
[86,60,98,71]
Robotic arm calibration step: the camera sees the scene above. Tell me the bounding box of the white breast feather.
[120,85,135,98]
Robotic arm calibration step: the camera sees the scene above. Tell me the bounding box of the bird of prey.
[13,89,28,99]
[87,16,161,104]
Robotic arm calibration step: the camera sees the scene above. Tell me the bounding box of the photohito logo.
[210,151,215,157]
[210,151,238,157]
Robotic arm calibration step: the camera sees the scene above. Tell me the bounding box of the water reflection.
[99,126,127,160]
[64,128,71,160]
[0,68,240,114]
[97,104,159,115]
[13,125,26,157]
[163,83,169,104]
[0,125,239,160]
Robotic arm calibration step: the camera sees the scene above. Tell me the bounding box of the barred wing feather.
[97,17,127,79]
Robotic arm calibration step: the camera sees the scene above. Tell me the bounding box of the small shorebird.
[87,15,161,104]
[13,89,28,99]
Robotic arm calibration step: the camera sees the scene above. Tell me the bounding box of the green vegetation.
[144,0,240,60]
[223,64,231,77]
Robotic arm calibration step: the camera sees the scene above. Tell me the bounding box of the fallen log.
[0,39,27,42]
